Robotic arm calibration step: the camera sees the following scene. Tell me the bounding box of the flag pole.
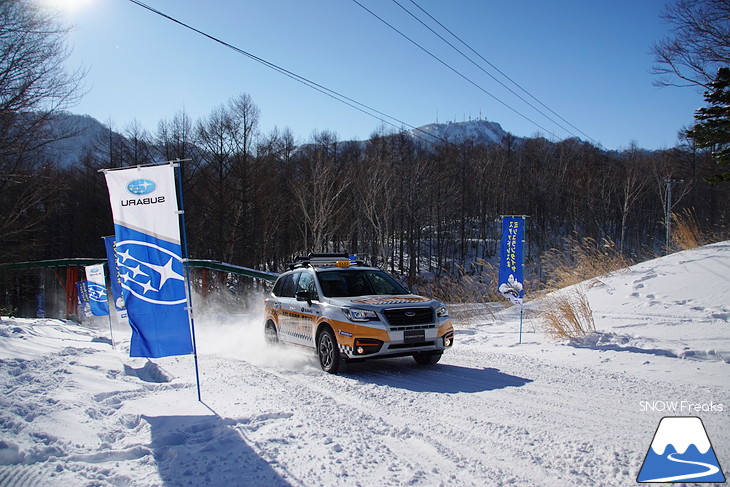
[101,236,117,349]
[106,307,116,349]
[99,238,117,350]
[519,216,526,345]
[173,159,202,402]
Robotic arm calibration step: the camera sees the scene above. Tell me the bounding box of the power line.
[350,0,559,139]
[390,0,582,141]
[125,0,447,146]
[405,0,599,146]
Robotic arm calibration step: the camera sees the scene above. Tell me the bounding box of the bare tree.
[227,93,260,263]
[121,120,153,166]
[156,110,197,164]
[652,0,730,89]
[290,131,350,252]
[0,0,85,261]
[618,143,650,252]
[195,105,238,260]
[255,126,298,268]
[357,127,398,268]
[228,93,260,161]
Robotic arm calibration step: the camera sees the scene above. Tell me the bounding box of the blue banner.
[105,164,193,358]
[85,264,110,317]
[76,281,92,317]
[498,216,525,306]
[36,294,45,318]
[114,225,192,357]
[104,236,126,313]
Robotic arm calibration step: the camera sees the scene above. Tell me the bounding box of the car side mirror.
[296,290,313,307]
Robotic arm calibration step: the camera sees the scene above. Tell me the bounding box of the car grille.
[383,307,434,328]
[388,341,435,349]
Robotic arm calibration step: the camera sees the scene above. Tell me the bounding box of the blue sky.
[47,0,703,150]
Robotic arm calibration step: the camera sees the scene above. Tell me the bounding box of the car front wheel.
[317,327,342,374]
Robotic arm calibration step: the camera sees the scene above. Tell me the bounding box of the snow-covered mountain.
[408,119,511,145]
[45,114,515,169]
[41,113,112,168]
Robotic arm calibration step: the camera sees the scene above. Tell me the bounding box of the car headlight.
[342,307,379,322]
[436,305,449,318]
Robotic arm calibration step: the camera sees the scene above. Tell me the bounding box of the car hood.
[325,294,440,310]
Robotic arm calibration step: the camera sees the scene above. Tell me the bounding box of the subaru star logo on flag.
[85,264,109,317]
[104,163,193,358]
[637,416,725,483]
[127,179,157,195]
[116,239,186,306]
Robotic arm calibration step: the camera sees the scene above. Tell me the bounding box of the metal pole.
[106,312,116,350]
[519,216,526,344]
[105,267,115,350]
[664,179,684,254]
[100,237,116,349]
[665,180,672,253]
[174,160,202,402]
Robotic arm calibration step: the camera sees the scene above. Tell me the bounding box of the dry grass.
[671,209,702,250]
[671,208,728,251]
[540,236,632,292]
[541,287,595,339]
[422,259,508,324]
[427,259,503,304]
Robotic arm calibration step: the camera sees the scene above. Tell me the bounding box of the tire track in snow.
[0,465,50,487]
[328,355,632,486]
[266,364,523,486]
[200,357,444,486]
[202,354,557,485]
[196,336,729,486]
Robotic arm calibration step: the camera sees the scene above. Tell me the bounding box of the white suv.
[264,254,454,373]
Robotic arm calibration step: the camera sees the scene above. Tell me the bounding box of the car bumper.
[338,323,454,359]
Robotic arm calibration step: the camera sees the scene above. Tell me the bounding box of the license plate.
[403,329,425,343]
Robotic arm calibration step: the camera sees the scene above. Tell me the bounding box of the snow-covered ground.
[0,242,728,486]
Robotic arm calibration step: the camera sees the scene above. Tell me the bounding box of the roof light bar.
[288,253,364,270]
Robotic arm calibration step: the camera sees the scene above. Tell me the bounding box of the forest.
[3,92,729,301]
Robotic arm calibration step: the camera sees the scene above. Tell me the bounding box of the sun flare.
[41,0,93,13]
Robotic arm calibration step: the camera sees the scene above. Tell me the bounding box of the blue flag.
[498,216,525,306]
[36,294,45,318]
[104,164,193,358]
[76,281,92,317]
[85,264,110,317]
[104,236,126,314]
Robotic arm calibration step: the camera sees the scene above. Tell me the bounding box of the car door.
[294,271,319,346]
[275,272,299,344]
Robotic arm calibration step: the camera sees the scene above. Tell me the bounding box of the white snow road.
[190,330,726,487]
[0,313,727,487]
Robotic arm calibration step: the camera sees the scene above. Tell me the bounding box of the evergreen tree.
[686,67,730,183]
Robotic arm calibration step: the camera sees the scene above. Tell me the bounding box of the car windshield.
[316,269,409,297]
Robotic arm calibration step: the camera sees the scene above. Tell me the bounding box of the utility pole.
[665,178,684,254]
